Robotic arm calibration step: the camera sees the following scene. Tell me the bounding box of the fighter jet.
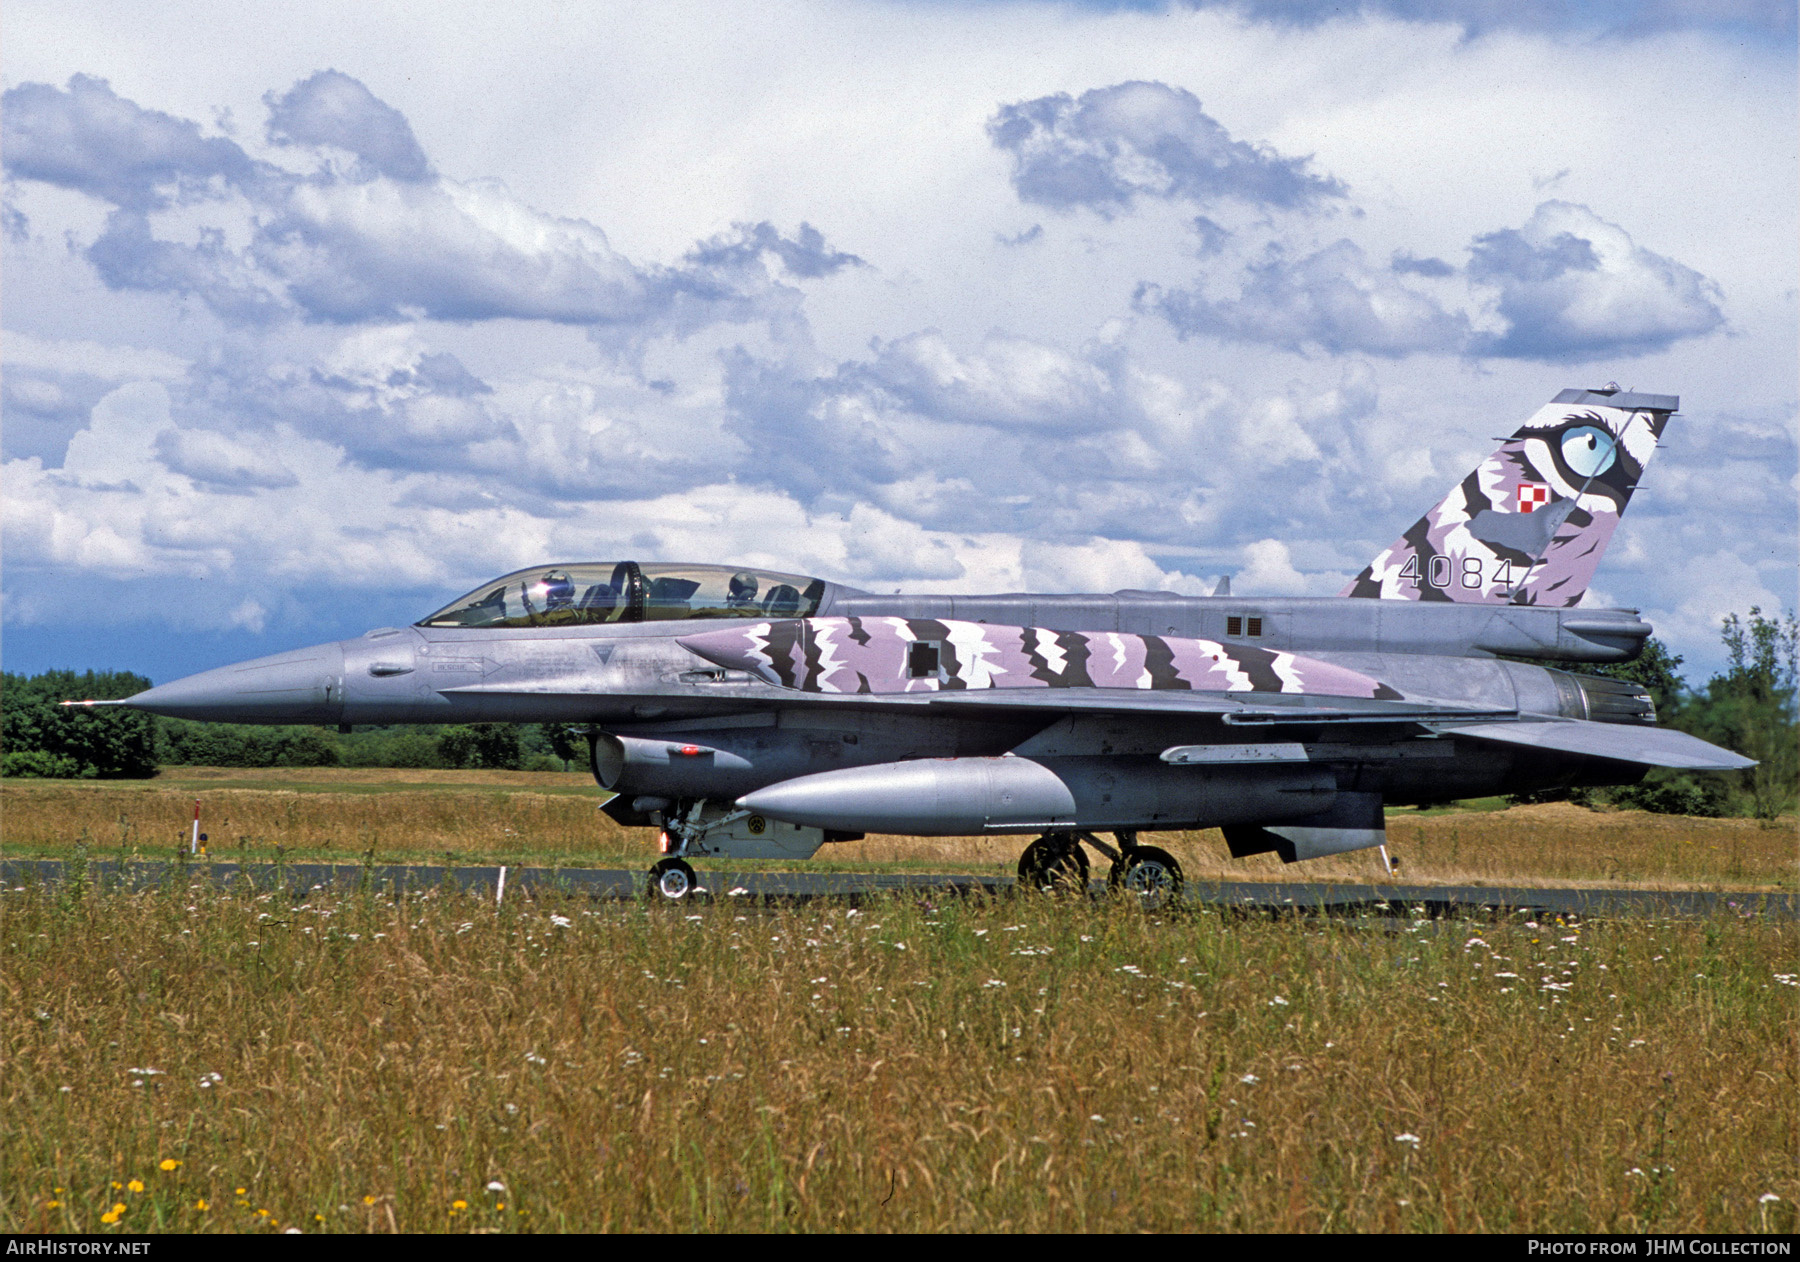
[86,386,1753,899]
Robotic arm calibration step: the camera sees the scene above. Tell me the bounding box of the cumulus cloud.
[265,69,431,182]
[4,331,188,381]
[2,73,854,337]
[1022,538,1207,595]
[858,330,1132,433]
[253,178,657,325]
[721,328,1219,524]
[687,221,864,280]
[1140,239,1470,357]
[1140,204,1724,363]
[1,74,260,211]
[154,428,298,489]
[2,334,193,464]
[86,209,290,324]
[716,330,1409,570]
[988,81,1345,218]
[1236,538,1311,596]
[1390,250,1455,278]
[1467,200,1725,360]
[227,597,269,633]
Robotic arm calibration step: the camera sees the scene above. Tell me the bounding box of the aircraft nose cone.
[124,643,347,723]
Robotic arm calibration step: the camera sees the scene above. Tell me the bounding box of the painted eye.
[1560,425,1617,478]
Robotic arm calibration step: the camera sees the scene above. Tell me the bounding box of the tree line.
[1,669,588,777]
[3,609,1794,817]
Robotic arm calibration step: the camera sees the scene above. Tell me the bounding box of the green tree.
[544,723,587,770]
[437,723,523,770]
[1,670,158,778]
[1690,608,1799,820]
[1580,638,1724,816]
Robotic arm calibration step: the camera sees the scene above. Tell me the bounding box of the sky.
[3,0,1795,686]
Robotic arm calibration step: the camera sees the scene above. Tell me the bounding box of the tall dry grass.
[835,803,1798,891]
[5,771,1793,890]
[2,874,1795,1233]
[0,773,630,865]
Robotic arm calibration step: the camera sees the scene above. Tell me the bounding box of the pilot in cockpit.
[727,571,760,611]
[522,570,580,624]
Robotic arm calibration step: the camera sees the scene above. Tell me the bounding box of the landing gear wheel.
[647,857,697,901]
[1109,846,1183,908]
[1017,835,1090,895]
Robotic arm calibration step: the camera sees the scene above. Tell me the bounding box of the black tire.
[1108,845,1184,907]
[1017,835,1090,894]
[647,857,697,901]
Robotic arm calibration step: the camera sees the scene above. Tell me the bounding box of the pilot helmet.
[539,570,575,608]
[728,571,759,602]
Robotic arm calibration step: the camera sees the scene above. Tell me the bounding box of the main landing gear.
[1017,831,1185,907]
[1017,834,1090,892]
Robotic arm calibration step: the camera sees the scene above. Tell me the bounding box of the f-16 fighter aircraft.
[87,386,1753,899]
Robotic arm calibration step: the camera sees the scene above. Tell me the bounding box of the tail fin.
[1341,388,1675,607]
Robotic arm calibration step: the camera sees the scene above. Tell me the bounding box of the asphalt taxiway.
[2,858,1790,919]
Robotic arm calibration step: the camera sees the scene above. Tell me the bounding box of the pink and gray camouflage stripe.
[679,617,1403,700]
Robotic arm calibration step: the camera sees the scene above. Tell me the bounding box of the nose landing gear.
[647,856,698,900]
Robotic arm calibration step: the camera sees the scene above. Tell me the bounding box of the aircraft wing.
[908,688,1511,725]
[1430,718,1754,770]
[439,677,1507,724]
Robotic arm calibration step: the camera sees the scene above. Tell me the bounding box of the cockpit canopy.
[418,562,829,629]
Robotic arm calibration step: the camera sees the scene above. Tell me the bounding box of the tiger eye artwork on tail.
[1341,387,1675,606]
[79,385,1752,898]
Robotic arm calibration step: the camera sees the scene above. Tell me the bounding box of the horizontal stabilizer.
[1435,719,1754,770]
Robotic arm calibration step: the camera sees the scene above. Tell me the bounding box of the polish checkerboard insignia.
[1517,483,1550,513]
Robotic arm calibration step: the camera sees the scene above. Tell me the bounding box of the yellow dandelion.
[54,1187,64,1194]
[363,1195,376,1206]
[257,1208,270,1217]
[100,1209,122,1225]
[452,1199,468,1211]
[111,1182,123,1190]
[159,1159,180,1172]
[195,1199,209,1211]
[127,1180,145,1193]
[314,1214,325,1222]
[496,1203,506,1210]
[45,1201,61,1210]
[235,1187,247,1195]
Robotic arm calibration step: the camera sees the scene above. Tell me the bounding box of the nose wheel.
[647,857,698,901]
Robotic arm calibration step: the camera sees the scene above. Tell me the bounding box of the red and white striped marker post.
[190,800,201,856]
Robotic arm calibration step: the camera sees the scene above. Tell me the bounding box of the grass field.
[2,874,1794,1233]
[3,767,1795,891]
